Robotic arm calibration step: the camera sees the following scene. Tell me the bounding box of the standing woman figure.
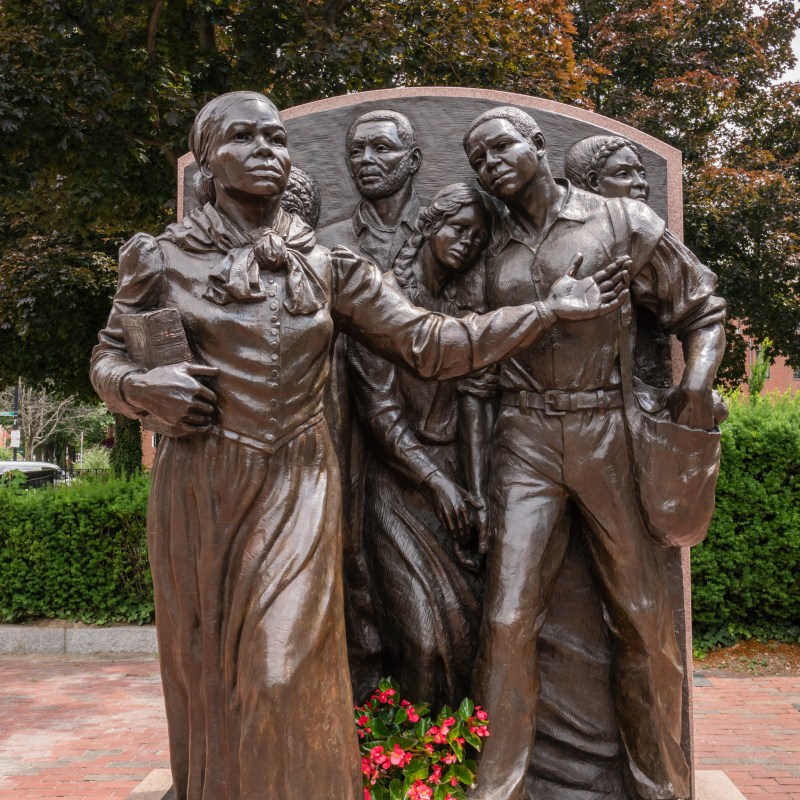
[90,92,629,800]
[349,184,496,708]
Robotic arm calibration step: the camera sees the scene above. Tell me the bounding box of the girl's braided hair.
[392,183,496,294]
[564,135,640,192]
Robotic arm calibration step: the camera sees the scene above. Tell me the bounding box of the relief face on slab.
[98,88,724,800]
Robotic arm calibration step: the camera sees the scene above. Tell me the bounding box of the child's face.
[428,203,490,274]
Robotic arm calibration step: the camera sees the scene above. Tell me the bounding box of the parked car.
[0,461,66,488]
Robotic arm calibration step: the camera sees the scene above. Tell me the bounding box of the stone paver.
[0,657,798,799]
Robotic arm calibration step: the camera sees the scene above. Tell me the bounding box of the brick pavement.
[0,656,798,799]
[0,656,168,799]
[693,674,800,799]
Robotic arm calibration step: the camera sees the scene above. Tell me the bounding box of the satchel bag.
[607,199,721,548]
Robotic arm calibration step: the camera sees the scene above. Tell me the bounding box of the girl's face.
[593,146,649,201]
[204,98,291,201]
[428,203,490,273]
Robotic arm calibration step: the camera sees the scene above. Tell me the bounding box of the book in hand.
[119,308,195,437]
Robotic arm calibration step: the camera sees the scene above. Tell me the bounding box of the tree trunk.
[110,414,143,479]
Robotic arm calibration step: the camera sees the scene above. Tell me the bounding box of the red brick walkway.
[0,657,168,799]
[694,674,800,799]
[0,657,798,799]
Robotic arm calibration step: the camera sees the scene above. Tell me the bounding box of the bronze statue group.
[92,91,725,800]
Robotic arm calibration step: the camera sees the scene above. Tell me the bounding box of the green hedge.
[0,475,152,623]
[691,391,800,651]
[1,394,797,645]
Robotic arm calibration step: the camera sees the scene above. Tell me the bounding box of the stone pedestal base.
[127,769,174,800]
[127,769,747,800]
[695,771,747,800]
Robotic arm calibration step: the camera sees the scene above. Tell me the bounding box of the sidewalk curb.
[0,624,158,655]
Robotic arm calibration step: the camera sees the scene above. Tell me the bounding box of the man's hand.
[665,384,716,431]
[546,254,631,321]
[121,362,219,435]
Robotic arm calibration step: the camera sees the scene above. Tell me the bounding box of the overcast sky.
[784,28,800,81]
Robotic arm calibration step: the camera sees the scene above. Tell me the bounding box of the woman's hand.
[122,362,219,434]
[546,254,631,321]
[424,471,483,569]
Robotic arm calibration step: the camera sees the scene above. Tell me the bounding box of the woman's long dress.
[348,271,488,709]
[90,204,548,800]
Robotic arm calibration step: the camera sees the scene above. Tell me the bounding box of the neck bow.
[164,204,327,315]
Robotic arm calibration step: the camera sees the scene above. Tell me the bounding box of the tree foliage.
[572,0,800,379]
[0,0,798,393]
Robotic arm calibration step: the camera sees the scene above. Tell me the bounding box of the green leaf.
[389,779,403,800]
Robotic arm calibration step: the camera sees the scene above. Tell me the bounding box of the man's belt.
[501,388,623,415]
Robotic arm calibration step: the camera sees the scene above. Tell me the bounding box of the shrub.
[79,445,111,472]
[0,475,152,623]
[691,391,800,651]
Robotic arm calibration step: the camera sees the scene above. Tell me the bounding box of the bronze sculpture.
[90,91,630,800]
[317,109,425,703]
[319,109,423,263]
[564,134,649,201]
[348,183,496,709]
[461,107,726,800]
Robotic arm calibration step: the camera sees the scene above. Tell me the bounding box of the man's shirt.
[317,192,421,268]
[483,182,725,393]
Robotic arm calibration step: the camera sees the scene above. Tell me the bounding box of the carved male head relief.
[345,109,421,200]
[463,106,549,203]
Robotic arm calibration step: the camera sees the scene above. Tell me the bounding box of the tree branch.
[148,0,166,60]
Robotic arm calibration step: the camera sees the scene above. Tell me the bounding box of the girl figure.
[348,184,497,709]
[90,92,628,800]
[564,134,649,202]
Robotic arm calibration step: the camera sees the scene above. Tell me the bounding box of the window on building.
[793,366,800,380]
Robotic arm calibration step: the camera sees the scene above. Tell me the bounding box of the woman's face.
[593,146,649,201]
[428,203,490,273]
[204,98,291,201]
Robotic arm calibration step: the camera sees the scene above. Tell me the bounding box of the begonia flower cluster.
[355,678,490,800]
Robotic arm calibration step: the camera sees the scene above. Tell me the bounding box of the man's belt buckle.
[543,390,567,415]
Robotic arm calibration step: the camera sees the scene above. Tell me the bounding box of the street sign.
[0,411,16,417]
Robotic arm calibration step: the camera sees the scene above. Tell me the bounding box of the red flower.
[426,725,447,744]
[370,746,385,762]
[357,715,369,726]
[389,744,408,766]
[406,705,420,723]
[475,707,488,721]
[408,780,433,800]
[364,789,371,800]
[450,776,458,787]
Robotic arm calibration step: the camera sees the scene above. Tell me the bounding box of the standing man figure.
[462,107,725,800]
[317,110,423,703]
